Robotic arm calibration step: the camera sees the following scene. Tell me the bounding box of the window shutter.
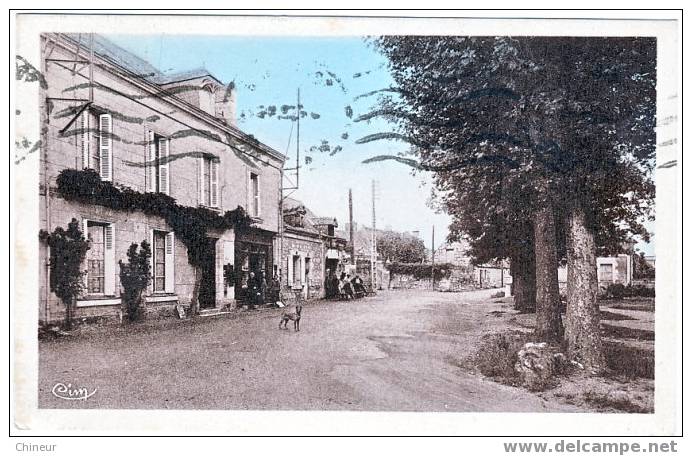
[104,224,116,295]
[99,114,113,181]
[256,174,261,217]
[287,255,294,287]
[147,131,155,192]
[147,229,154,294]
[81,112,90,169]
[164,232,175,293]
[158,138,170,195]
[198,157,205,205]
[247,171,251,213]
[300,254,306,286]
[210,160,219,207]
[82,218,90,292]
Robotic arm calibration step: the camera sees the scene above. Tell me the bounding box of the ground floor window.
[153,230,166,292]
[292,255,301,288]
[87,223,105,294]
[600,263,614,282]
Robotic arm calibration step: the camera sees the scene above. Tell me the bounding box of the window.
[87,224,105,294]
[292,255,301,288]
[84,220,115,296]
[148,133,170,194]
[250,172,260,216]
[81,111,112,181]
[600,264,614,282]
[199,157,219,207]
[153,231,166,292]
[150,230,175,294]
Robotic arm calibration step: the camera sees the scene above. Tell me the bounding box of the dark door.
[199,237,217,309]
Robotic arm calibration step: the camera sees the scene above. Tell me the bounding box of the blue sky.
[105,34,654,256]
[106,34,452,249]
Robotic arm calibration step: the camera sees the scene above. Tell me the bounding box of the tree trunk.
[513,260,536,313]
[511,239,536,313]
[190,267,201,318]
[64,297,74,330]
[533,203,563,342]
[565,204,606,373]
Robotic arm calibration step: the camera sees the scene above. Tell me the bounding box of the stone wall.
[280,230,326,300]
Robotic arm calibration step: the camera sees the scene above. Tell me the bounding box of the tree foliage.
[367,36,656,254]
[376,229,427,263]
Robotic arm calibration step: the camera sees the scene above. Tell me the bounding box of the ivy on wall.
[55,168,254,269]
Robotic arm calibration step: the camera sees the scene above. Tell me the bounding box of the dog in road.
[279,305,302,331]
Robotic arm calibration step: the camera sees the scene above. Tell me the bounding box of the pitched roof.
[154,67,224,85]
[283,197,341,235]
[65,33,163,81]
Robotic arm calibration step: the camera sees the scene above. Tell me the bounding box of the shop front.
[234,228,275,304]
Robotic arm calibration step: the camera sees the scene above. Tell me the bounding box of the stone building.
[39,33,284,323]
[280,198,348,300]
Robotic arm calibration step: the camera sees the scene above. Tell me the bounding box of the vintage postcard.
[11,11,682,437]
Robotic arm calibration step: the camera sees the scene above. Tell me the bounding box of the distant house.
[433,240,473,267]
[281,197,348,299]
[556,254,633,290]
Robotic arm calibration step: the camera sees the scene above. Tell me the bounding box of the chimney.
[215,81,236,126]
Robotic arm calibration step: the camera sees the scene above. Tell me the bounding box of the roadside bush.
[387,262,454,281]
[603,283,655,299]
[475,332,530,383]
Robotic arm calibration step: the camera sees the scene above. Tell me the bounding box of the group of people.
[245,271,281,309]
[325,269,367,300]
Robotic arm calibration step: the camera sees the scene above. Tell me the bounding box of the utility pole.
[431,225,436,291]
[349,188,355,264]
[295,87,300,189]
[371,180,377,290]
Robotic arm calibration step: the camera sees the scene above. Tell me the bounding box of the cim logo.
[51,382,97,401]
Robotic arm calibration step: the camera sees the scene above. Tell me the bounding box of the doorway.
[199,237,217,309]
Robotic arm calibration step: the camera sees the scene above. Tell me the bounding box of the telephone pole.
[431,225,436,291]
[349,189,355,264]
[371,180,377,290]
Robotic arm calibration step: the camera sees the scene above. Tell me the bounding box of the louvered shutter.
[256,174,261,217]
[164,232,175,293]
[158,138,170,195]
[199,157,205,205]
[300,254,306,286]
[147,131,156,192]
[210,160,219,207]
[104,224,116,295]
[81,111,90,169]
[99,114,113,181]
[287,255,294,288]
[82,219,90,293]
[148,229,154,294]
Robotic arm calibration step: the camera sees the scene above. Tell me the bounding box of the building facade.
[281,198,348,300]
[39,34,284,323]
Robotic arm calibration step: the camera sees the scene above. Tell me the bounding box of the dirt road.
[39,289,580,412]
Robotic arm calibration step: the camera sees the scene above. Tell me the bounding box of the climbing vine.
[55,168,254,274]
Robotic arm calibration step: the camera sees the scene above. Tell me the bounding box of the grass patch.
[603,340,655,379]
[582,390,652,413]
[602,324,654,341]
[599,310,637,321]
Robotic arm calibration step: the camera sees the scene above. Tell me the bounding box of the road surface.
[39,289,579,412]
